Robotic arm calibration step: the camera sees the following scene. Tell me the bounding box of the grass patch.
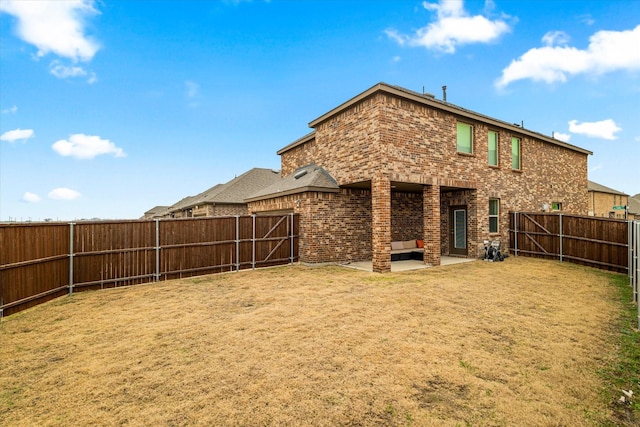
[599,272,640,426]
[0,257,637,426]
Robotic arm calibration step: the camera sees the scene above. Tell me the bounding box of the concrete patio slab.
[340,256,477,272]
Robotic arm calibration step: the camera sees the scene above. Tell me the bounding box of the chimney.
[442,85,447,102]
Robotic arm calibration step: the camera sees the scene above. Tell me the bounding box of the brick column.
[424,183,441,266]
[372,175,391,273]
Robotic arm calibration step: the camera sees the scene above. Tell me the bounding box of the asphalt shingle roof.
[587,180,628,196]
[628,196,640,216]
[245,164,339,202]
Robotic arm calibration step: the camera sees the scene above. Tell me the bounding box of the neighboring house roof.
[170,168,281,212]
[172,195,199,210]
[278,82,593,156]
[141,205,170,219]
[144,206,169,216]
[587,180,628,196]
[245,163,339,202]
[628,197,640,216]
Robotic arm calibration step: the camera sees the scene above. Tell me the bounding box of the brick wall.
[281,140,317,176]
[589,192,629,219]
[248,189,372,264]
[391,192,423,241]
[191,203,248,217]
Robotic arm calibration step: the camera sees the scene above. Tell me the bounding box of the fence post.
[290,213,294,265]
[68,222,75,295]
[630,220,634,289]
[155,219,160,282]
[513,212,518,257]
[635,221,639,329]
[235,216,240,272]
[252,215,256,270]
[559,213,563,262]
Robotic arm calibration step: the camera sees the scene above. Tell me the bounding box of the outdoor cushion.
[391,241,404,250]
[402,240,417,249]
[416,239,424,248]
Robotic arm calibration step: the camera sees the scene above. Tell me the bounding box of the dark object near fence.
[483,240,507,262]
[0,214,299,317]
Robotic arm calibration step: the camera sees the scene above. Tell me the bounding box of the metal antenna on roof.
[442,85,447,102]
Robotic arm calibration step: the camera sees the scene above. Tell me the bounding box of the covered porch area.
[345,175,477,273]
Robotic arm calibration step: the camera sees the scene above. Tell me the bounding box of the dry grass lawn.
[0,257,631,426]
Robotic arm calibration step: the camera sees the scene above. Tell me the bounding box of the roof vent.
[294,170,308,180]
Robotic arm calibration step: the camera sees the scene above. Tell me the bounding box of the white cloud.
[542,31,570,47]
[496,25,640,88]
[0,0,100,62]
[1,105,18,114]
[568,119,621,140]
[49,60,98,83]
[0,128,34,142]
[49,60,87,78]
[589,163,603,173]
[553,132,571,142]
[52,133,126,159]
[48,188,81,200]
[23,192,41,203]
[386,0,512,53]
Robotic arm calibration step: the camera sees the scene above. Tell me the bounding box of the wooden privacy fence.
[0,214,299,317]
[510,212,630,272]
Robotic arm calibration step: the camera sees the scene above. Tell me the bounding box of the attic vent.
[294,170,308,180]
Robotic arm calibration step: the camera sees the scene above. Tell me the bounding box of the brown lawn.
[0,257,628,426]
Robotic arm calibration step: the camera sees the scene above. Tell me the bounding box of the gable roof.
[141,205,170,219]
[587,180,628,196]
[172,168,281,211]
[245,163,339,202]
[279,82,592,156]
[628,196,640,216]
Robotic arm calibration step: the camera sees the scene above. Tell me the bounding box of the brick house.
[149,168,281,219]
[245,83,592,272]
[587,180,629,219]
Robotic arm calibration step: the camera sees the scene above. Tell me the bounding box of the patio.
[340,256,477,272]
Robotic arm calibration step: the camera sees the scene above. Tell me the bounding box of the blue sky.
[1,0,639,221]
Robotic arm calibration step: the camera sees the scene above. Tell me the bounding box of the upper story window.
[511,137,521,170]
[488,131,499,166]
[457,122,473,154]
[551,202,562,211]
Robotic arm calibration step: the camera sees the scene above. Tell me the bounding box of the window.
[511,137,521,170]
[551,202,562,211]
[457,122,473,154]
[489,199,499,233]
[488,131,498,166]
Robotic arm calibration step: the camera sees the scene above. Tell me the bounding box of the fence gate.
[510,212,629,273]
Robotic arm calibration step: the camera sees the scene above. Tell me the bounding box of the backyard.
[0,257,638,426]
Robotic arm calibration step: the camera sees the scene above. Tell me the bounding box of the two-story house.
[246,83,592,272]
[587,180,630,219]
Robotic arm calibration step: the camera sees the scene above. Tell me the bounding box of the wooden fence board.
[510,212,629,273]
[1,215,299,317]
